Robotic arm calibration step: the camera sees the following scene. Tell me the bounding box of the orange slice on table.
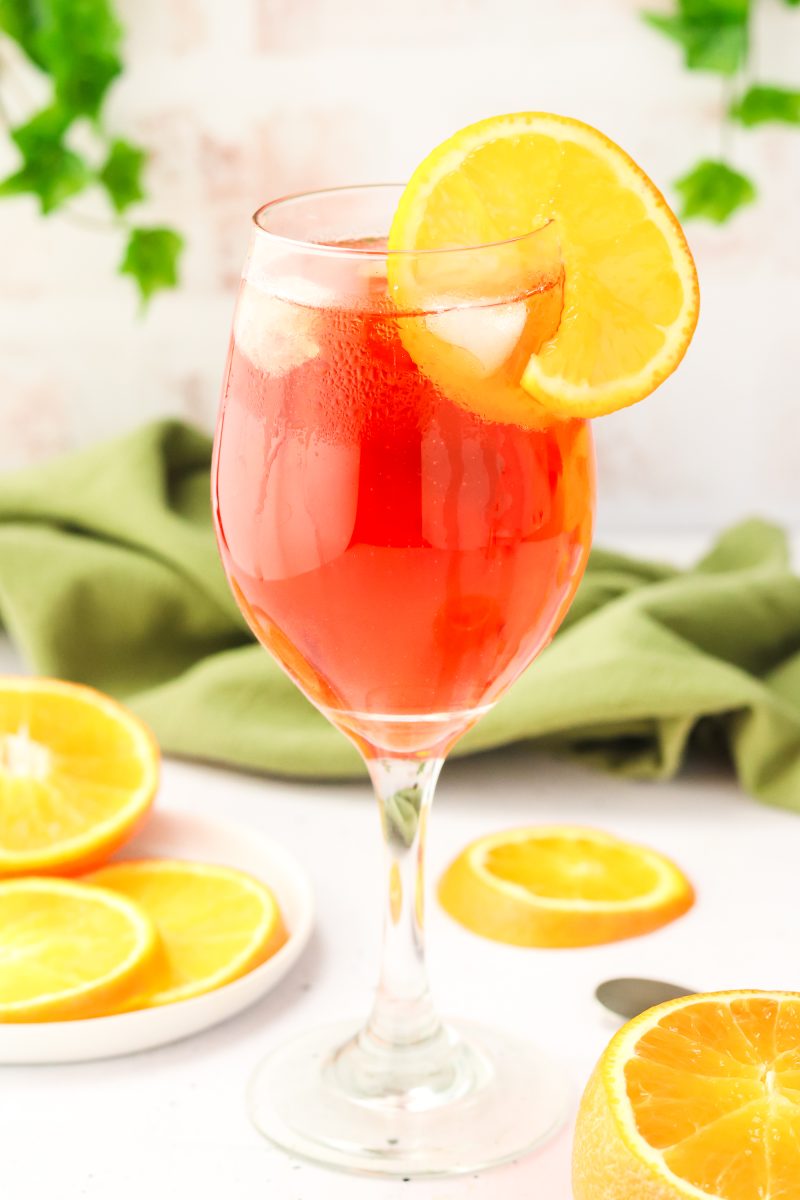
[438,825,694,947]
[0,677,159,878]
[0,876,158,1022]
[573,990,800,1200]
[389,112,699,421]
[87,860,288,1008]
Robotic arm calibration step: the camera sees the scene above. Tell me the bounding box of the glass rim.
[252,183,554,258]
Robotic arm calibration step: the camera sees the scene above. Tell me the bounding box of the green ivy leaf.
[0,104,92,213]
[99,139,147,213]
[682,0,748,15]
[0,0,47,66]
[120,226,184,304]
[675,159,757,222]
[729,85,800,126]
[1,0,123,118]
[43,0,123,117]
[643,0,750,75]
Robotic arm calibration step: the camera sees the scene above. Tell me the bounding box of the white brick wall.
[1,0,799,535]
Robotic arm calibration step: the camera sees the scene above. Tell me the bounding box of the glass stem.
[329,754,471,1108]
[365,755,443,1051]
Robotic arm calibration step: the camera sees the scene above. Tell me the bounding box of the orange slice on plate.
[388,112,699,421]
[573,990,800,1199]
[0,677,159,877]
[0,876,158,1022]
[87,860,288,1007]
[438,825,694,947]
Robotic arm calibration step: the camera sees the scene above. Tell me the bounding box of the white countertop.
[2,559,800,1200]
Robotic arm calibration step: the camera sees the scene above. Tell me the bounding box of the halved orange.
[87,860,288,1007]
[573,990,800,1200]
[0,677,159,877]
[438,826,694,947]
[0,876,158,1022]
[389,112,699,421]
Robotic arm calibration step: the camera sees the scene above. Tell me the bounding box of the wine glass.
[212,184,594,1177]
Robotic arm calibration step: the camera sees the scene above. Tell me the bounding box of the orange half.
[0,677,159,877]
[574,990,800,1200]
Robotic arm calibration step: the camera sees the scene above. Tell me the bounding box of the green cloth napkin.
[2,419,800,810]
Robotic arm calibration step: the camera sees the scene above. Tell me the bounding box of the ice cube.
[265,273,336,308]
[425,300,528,376]
[235,275,333,376]
[218,401,360,581]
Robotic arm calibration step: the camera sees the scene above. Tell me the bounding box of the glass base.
[248,1019,570,1178]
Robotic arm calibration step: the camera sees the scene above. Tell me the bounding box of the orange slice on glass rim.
[438,825,694,947]
[573,990,800,1200]
[0,677,159,878]
[388,112,699,421]
[87,859,288,1008]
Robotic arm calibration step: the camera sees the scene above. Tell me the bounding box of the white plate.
[0,809,314,1064]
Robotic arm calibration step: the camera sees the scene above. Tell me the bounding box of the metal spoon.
[596,977,695,1022]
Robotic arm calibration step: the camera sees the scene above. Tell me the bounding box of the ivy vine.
[643,0,800,222]
[0,0,183,305]
[0,0,797,296]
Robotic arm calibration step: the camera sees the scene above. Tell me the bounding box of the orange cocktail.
[209,111,699,1171]
[213,234,593,756]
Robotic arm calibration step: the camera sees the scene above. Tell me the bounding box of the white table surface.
[2,538,800,1200]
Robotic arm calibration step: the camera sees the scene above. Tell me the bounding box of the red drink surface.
[213,261,594,754]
